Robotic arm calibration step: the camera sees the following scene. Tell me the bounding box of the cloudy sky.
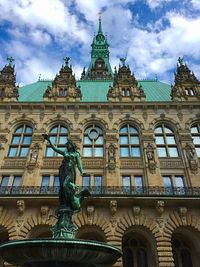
[0,0,200,85]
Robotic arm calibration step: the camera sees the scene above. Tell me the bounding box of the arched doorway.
[122,228,157,267]
[76,225,106,242]
[172,228,200,267]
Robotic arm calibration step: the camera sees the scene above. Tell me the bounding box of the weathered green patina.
[42,135,90,239]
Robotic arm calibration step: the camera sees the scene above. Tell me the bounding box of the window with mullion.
[83,124,104,157]
[120,124,140,158]
[155,125,178,158]
[8,125,33,157]
[191,124,200,157]
[46,124,68,157]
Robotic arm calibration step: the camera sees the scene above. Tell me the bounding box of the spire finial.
[120,57,126,66]
[63,57,70,67]
[7,56,15,66]
[98,12,103,33]
[178,57,184,66]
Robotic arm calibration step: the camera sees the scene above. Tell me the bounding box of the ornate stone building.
[1,17,200,267]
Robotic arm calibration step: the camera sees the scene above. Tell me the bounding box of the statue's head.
[65,139,77,152]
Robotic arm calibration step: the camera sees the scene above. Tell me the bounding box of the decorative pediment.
[171,57,200,101]
[107,58,145,102]
[0,57,19,102]
[43,57,82,102]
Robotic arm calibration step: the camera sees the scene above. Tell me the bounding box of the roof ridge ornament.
[178,57,184,66]
[120,57,126,67]
[7,56,15,66]
[63,57,70,67]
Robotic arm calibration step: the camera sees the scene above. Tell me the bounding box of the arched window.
[191,124,200,157]
[172,237,193,267]
[154,124,178,157]
[8,125,33,157]
[123,237,148,267]
[119,124,140,157]
[83,124,104,157]
[45,125,68,157]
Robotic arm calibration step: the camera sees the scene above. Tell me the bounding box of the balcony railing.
[0,186,200,197]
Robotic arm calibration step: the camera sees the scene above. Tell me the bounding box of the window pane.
[41,176,50,186]
[51,127,58,134]
[83,147,92,157]
[1,176,9,187]
[129,126,137,133]
[8,147,17,157]
[130,136,139,144]
[22,136,32,144]
[25,126,33,134]
[53,176,60,187]
[12,136,21,144]
[193,136,200,145]
[163,176,172,187]
[191,126,198,133]
[89,129,98,139]
[46,147,54,157]
[120,126,128,133]
[15,127,23,134]
[175,176,184,187]
[19,147,29,157]
[94,176,102,187]
[49,136,57,144]
[131,147,140,157]
[13,176,22,186]
[84,136,92,145]
[95,136,103,145]
[155,136,165,144]
[195,147,200,157]
[58,136,67,144]
[166,136,176,144]
[120,136,129,145]
[155,126,162,133]
[120,147,129,157]
[157,147,167,157]
[83,176,90,187]
[164,126,173,133]
[122,176,131,187]
[168,147,178,157]
[94,147,103,157]
[60,127,68,133]
[135,176,142,187]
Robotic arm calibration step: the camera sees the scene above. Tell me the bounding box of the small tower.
[107,58,145,102]
[171,57,200,101]
[81,15,113,80]
[0,57,19,102]
[43,57,82,102]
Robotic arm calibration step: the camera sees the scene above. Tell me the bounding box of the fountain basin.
[0,238,122,267]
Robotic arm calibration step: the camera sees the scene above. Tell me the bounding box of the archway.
[122,227,157,267]
[172,227,200,267]
[76,225,106,242]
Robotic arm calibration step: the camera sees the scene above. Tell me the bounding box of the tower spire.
[98,12,103,33]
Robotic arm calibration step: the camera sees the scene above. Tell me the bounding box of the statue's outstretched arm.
[43,134,65,156]
[76,152,84,175]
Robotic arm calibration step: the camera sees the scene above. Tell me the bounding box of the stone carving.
[146,143,156,173]
[86,206,95,225]
[133,206,140,225]
[17,200,25,216]
[107,143,116,171]
[185,143,198,173]
[156,200,165,216]
[41,205,49,223]
[110,200,117,226]
[29,144,40,164]
[179,206,187,225]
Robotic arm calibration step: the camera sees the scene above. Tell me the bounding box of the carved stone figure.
[146,143,154,161]
[108,143,116,163]
[30,147,39,164]
[17,200,25,216]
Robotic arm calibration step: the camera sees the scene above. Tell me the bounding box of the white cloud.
[146,0,174,9]
[191,0,200,10]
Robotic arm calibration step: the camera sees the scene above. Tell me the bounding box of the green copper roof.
[18,79,172,102]
[19,80,52,102]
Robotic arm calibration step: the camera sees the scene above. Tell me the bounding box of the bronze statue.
[43,134,90,212]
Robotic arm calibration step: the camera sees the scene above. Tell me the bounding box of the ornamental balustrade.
[0,186,200,197]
